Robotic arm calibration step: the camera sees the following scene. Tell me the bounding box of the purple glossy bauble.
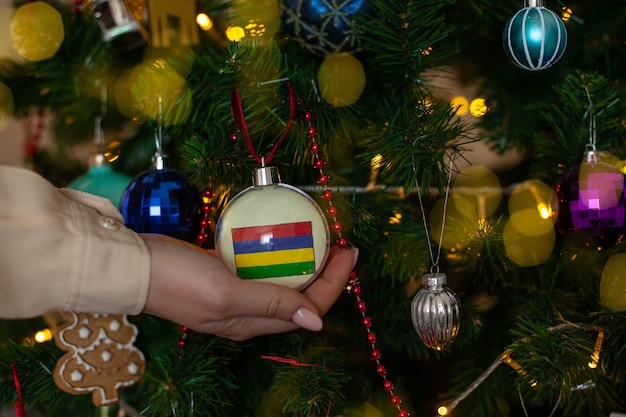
[555,162,626,250]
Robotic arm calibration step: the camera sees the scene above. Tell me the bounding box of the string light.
[34,328,52,343]
[450,96,469,116]
[196,13,213,31]
[469,98,488,117]
[226,25,245,42]
[588,330,604,369]
[561,7,573,23]
[502,352,538,387]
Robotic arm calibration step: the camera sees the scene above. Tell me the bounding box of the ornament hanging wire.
[411,144,455,272]
[583,84,596,151]
[518,385,561,417]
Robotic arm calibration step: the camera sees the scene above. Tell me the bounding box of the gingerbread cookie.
[53,311,146,406]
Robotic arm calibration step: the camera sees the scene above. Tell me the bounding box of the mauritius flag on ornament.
[232,221,316,279]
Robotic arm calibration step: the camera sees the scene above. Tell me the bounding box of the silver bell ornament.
[411,272,461,351]
[215,166,330,290]
[84,0,148,52]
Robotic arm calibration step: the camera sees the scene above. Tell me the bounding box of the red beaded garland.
[383,380,394,391]
[196,178,216,247]
[336,237,348,249]
[348,267,408,415]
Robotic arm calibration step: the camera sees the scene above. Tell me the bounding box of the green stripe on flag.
[237,261,316,279]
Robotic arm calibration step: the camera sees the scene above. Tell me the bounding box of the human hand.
[140,234,358,341]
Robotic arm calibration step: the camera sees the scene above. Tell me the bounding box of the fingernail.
[292,308,323,331]
[351,247,360,269]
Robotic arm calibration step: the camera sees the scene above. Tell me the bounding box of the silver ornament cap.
[410,272,461,351]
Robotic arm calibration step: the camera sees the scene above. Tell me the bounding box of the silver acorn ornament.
[411,272,461,351]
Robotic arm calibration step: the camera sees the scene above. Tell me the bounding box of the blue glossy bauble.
[120,169,201,242]
[502,5,567,71]
[281,0,369,57]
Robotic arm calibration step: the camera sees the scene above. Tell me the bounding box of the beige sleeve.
[0,165,151,318]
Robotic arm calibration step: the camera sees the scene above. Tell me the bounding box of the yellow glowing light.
[430,194,478,250]
[226,25,245,42]
[453,165,502,219]
[34,328,52,343]
[469,97,488,117]
[561,7,573,23]
[371,154,383,170]
[421,46,433,56]
[450,96,469,116]
[508,180,557,237]
[318,53,366,107]
[10,1,64,62]
[600,253,626,311]
[196,13,213,30]
[437,406,448,416]
[389,211,402,225]
[537,203,551,219]
[503,219,555,267]
[244,19,266,37]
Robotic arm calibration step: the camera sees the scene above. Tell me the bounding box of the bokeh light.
[10,1,64,62]
[318,53,366,107]
[508,180,557,236]
[228,0,280,45]
[196,13,213,31]
[600,253,626,311]
[561,7,573,23]
[453,165,502,219]
[226,25,245,42]
[0,82,15,132]
[115,48,194,125]
[430,194,479,250]
[469,97,488,117]
[34,328,52,343]
[450,96,469,116]
[503,219,555,267]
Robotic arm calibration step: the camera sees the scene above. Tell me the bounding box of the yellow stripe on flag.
[235,248,315,268]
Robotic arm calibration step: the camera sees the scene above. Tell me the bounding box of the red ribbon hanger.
[230,80,298,166]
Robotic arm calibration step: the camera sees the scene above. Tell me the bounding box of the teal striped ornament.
[502,1,567,71]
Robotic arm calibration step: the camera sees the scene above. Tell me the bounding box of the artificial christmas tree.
[1,1,626,417]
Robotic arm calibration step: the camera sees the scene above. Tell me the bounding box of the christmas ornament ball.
[120,167,201,242]
[502,2,567,71]
[215,169,330,290]
[317,53,366,107]
[281,0,369,57]
[410,272,460,351]
[555,156,626,250]
[67,164,133,209]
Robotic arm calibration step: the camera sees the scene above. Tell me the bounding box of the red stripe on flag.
[232,222,312,242]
